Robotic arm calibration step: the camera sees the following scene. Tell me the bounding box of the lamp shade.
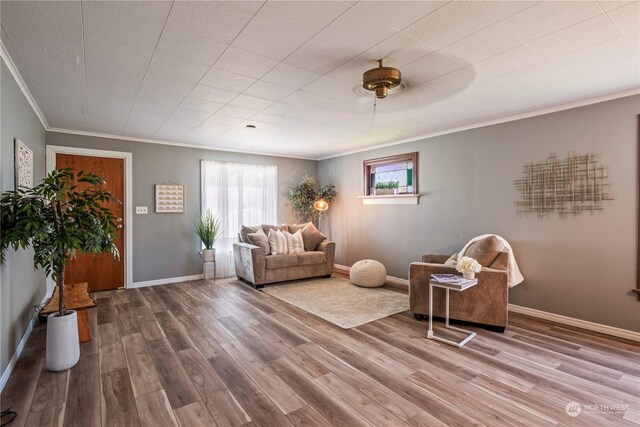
[313,199,329,212]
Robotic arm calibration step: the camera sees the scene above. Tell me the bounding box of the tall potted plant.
[195,209,222,262]
[1,168,119,371]
[284,175,337,223]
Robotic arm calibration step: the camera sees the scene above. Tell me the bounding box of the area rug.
[261,276,409,329]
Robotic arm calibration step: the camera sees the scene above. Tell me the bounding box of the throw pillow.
[247,228,270,254]
[268,229,289,255]
[464,236,505,267]
[490,251,509,271]
[240,225,260,243]
[287,223,309,234]
[444,253,458,267]
[285,230,305,254]
[262,224,288,235]
[300,222,326,251]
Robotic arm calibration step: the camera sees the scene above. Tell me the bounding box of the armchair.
[409,253,509,332]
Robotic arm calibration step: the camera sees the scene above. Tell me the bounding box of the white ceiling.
[1,1,639,159]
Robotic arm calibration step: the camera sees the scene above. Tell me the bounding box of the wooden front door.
[56,154,125,291]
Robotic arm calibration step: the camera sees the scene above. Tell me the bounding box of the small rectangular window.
[363,152,418,196]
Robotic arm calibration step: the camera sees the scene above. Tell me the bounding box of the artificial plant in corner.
[195,209,222,262]
[1,168,120,370]
[0,169,119,371]
[284,175,337,222]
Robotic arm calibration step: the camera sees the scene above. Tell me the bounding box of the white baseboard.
[0,316,35,392]
[508,304,640,343]
[0,289,52,392]
[334,263,639,342]
[130,274,204,289]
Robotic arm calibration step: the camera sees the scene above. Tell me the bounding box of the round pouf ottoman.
[350,259,387,287]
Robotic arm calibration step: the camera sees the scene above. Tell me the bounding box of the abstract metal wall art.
[514,153,613,218]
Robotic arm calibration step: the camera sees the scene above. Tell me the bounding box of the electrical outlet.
[136,206,148,214]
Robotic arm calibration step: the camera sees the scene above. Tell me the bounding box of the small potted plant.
[1,169,119,371]
[374,181,399,195]
[456,256,482,279]
[195,210,221,262]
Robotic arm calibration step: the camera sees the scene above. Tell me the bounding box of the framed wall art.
[14,138,33,189]
[155,182,185,213]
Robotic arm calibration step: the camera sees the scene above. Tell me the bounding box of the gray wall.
[46,132,317,283]
[1,60,47,374]
[319,95,640,332]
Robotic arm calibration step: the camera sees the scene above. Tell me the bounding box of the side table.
[428,278,478,348]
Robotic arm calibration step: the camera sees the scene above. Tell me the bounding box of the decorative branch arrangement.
[513,153,613,218]
[284,175,337,222]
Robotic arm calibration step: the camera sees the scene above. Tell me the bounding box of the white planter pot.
[202,249,216,262]
[463,271,475,280]
[46,310,80,371]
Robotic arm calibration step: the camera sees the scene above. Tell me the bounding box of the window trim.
[363,152,418,196]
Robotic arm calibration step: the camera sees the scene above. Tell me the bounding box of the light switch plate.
[136,206,148,214]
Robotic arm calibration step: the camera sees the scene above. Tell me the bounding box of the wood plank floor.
[2,276,639,427]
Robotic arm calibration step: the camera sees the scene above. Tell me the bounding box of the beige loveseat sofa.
[233,224,335,288]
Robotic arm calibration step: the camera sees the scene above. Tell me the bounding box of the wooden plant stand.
[39,282,97,343]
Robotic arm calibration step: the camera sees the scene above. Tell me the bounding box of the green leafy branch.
[1,168,120,316]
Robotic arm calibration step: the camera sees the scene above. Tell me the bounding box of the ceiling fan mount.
[362,59,402,99]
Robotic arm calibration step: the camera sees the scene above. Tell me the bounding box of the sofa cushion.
[262,224,288,235]
[286,223,309,234]
[300,222,326,251]
[297,251,326,266]
[240,225,261,243]
[464,236,505,267]
[247,229,270,254]
[265,254,298,269]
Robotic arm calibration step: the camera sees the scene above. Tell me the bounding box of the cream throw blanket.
[458,234,524,288]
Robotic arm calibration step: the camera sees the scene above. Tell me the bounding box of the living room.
[1,1,639,426]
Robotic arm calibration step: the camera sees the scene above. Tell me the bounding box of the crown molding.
[47,127,316,161]
[3,38,638,162]
[316,88,640,161]
[0,40,49,129]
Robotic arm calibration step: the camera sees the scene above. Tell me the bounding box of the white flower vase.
[202,248,216,262]
[46,310,80,371]
[463,271,475,280]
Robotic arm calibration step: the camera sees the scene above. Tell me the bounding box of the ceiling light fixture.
[362,59,401,99]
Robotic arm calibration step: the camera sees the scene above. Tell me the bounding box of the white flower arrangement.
[456,256,481,274]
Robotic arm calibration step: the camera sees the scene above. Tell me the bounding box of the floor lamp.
[313,199,329,231]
